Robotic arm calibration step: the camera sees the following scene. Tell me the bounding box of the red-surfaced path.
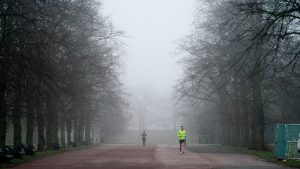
[11,144,289,169]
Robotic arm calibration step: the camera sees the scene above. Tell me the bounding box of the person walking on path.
[141,130,147,146]
[177,126,186,154]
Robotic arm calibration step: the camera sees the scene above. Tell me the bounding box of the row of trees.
[176,0,300,150]
[0,0,127,150]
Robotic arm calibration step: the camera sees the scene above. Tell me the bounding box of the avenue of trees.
[176,0,300,150]
[0,0,127,150]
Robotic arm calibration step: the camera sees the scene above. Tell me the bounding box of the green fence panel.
[274,124,300,160]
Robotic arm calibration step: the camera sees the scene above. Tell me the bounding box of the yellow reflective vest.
[177,129,186,140]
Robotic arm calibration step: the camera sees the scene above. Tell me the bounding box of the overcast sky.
[101,0,196,94]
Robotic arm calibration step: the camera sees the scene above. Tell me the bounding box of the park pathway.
[11,144,289,169]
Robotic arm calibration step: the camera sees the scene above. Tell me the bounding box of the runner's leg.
[179,140,182,152]
[182,139,186,153]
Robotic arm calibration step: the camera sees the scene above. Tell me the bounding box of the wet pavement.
[10,144,289,169]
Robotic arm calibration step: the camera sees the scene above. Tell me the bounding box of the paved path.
[11,144,289,169]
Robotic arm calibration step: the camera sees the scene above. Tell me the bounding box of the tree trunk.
[232,106,240,146]
[251,0,265,151]
[220,107,230,145]
[36,100,45,151]
[240,85,249,147]
[52,116,58,144]
[249,72,265,150]
[60,116,66,148]
[26,99,34,145]
[249,127,257,149]
[78,111,84,145]
[0,88,7,147]
[66,116,72,147]
[248,106,257,150]
[0,5,8,148]
[45,94,53,150]
[232,81,241,146]
[73,112,79,146]
[51,102,58,145]
[13,86,22,148]
[218,87,231,146]
[229,112,234,146]
[253,71,265,150]
[85,113,91,145]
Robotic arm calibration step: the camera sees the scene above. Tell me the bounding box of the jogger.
[177,126,186,154]
[141,130,147,146]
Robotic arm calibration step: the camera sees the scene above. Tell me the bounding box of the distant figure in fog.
[141,130,147,146]
[177,126,186,154]
[100,134,104,144]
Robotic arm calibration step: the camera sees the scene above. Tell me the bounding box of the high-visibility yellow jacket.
[177,129,186,140]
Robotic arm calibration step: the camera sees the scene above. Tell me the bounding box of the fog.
[4,0,300,153]
[101,0,195,136]
[100,0,300,148]
[1,0,198,148]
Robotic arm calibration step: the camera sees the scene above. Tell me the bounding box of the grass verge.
[0,150,61,169]
[222,146,300,168]
[0,144,101,169]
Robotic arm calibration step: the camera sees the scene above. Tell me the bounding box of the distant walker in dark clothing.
[141,130,147,146]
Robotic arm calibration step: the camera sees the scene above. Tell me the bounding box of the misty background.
[2,0,300,153]
[101,0,196,143]
[101,0,193,91]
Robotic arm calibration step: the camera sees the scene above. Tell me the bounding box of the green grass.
[243,149,300,168]
[234,147,274,159]
[221,146,300,168]
[280,160,300,168]
[0,144,101,169]
[0,150,62,169]
[245,149,274,159]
